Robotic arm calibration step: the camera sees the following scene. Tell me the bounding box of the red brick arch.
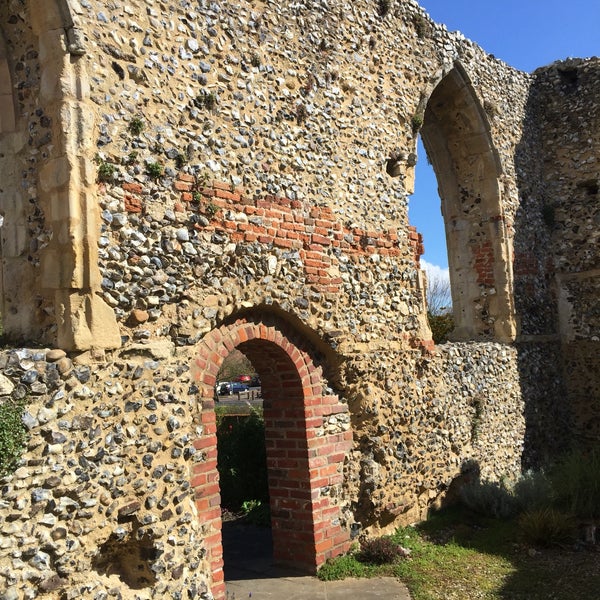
[192,314,352,600]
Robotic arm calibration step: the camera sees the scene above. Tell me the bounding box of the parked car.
[215,381,249,396]
[230,381,249,394]
[215,382,231,396]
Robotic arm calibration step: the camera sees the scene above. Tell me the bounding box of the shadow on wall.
[513,64,573,470]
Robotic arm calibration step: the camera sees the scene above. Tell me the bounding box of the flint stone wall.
[0,339,537,600]
[0,0,598,598]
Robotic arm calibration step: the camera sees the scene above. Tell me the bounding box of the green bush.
[427,312,454,343]
[518,508,575,547]
[513,470,553,512]
[0,397,27,477]
[459,479,518,519]
[549,448,600,520]
[216,409,268,510]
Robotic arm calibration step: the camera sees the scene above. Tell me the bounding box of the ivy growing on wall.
[0,397,27,477]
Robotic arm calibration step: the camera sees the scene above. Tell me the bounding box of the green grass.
[318,506,600,600]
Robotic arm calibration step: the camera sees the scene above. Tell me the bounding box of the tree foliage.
[216,409,268,510]
[425,269,454,343]
[216,349,254,382]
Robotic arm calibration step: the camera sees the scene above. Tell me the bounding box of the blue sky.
[410,0,600,275]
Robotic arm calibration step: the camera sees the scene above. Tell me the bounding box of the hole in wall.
[92,520,159,589]
[577,179,599,196]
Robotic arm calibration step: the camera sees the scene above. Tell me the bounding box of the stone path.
[223,520,412,600]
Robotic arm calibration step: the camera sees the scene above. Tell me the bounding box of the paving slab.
[226,574,412,599]
[223,520,411,600]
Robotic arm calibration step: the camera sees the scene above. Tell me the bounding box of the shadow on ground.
[222,518,306,581]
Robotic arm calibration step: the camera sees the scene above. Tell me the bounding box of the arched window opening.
[410,136,454,343]
[417,65,516,342]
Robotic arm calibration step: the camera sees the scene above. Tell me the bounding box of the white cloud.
[421,259,450,286]
[421,260,452,313]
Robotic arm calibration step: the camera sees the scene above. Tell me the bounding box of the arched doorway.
[192,312,352,600]
[419,63,517,341]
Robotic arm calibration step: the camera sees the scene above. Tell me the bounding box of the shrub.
[549,448,600,520]
[513,470,553,512]
[216,409,268,510]
[427,312,454,344]
[459,479,518,519]
[357,536,408,565]
[518,508,575,547]
[0,397,27,477]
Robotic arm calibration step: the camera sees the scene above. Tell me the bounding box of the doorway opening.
[192,312,352,600]
[215,350,271,579]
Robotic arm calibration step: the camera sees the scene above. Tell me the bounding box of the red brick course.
[162,175,425,297]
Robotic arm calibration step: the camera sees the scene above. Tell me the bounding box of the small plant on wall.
[95,154,117,183]
[145,161,163,180]
[205,201,219,219]
[194,90,217,111]
[0,397,28,477]
[413,14,431,39]
[411,113,424,133]
[127,116,144,136]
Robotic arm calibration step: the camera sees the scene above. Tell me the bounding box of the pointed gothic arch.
[420,63,516,341]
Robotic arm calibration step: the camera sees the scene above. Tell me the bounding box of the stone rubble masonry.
[0,0,597,599]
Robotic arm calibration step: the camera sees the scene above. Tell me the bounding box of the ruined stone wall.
[517,58,600,446]
[0,337,529,599]
[1,0,531,347]
[0,345,218,599]
[0,0,591,599]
